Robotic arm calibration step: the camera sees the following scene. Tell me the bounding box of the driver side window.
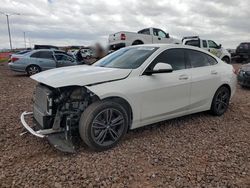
[55,54,73,62]
[149,49,186,71]
[208,40,218,48]
[153,29,167,38]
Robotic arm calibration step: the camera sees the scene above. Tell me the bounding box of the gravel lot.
[0,62,249,188]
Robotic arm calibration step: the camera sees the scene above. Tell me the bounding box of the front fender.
[86,84,141,128]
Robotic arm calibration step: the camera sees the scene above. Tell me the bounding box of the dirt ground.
[0,62,249,188]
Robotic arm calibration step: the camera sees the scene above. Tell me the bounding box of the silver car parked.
[8,49,78,75]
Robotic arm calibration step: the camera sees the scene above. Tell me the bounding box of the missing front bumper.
[20,111,75,153]
[20,111,61,138]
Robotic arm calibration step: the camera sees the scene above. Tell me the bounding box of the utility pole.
[6,14,12,50]
[23,31,26,48]
[0,12,20,51]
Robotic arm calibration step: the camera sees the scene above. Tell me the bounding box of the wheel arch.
[213,84,232,101]
[132,40,144,45]
[102,96,133,130]
[221,56,231,63]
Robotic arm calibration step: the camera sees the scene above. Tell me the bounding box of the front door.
[55,54,76,67]
[152,28,172,44]
[139,48,191,124]
[207,40,222,58]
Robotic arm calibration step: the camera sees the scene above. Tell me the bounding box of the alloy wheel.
[91,108,125,146]
[215,88,230,114]
[28,66,40,75]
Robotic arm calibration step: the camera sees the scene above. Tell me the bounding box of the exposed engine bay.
[30,84,99,152]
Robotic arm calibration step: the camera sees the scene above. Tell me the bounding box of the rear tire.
[79,100,129,151]
[26,65,41,76]
[210,86,230,116]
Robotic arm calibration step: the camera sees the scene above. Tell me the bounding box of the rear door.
[185,49,220,112]
[152,28,171,44]
[30,51,56,70]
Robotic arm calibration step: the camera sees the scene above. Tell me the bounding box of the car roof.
[129,43,204,51]
[240,42,250,45]
[31,49,65,53]
[127,44,220,59]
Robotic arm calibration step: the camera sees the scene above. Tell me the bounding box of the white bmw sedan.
[21,44,237,152]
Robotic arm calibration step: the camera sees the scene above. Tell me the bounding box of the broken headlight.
[70,87,86,100]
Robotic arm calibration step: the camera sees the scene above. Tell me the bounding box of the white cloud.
[0,0,249,49]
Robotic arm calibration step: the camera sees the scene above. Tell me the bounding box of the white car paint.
[31,65,132,88]
[183,37,231,62]
[109,27,180,49]
[31,44,237,130]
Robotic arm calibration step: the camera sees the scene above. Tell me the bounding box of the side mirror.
[166,33,170,38]
[144,63,173,75]
[218,44,222,49]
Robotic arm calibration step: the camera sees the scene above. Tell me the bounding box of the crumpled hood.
[31,65,132,88]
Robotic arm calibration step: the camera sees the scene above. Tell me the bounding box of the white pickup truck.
[108,27,180,50]
[182,36,231,63]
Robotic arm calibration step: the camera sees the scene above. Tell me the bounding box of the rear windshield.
[185,40,200,47]
[239,43,250,49]
[16,50,31,55]
[94,47,158,69]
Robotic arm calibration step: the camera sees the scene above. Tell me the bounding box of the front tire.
[222,56,230,64]
[210,86,230,116]
[79,100,129,151]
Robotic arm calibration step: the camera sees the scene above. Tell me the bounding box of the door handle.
[179,75,189,80]
[211,70,218,75]
[158,37,161,40]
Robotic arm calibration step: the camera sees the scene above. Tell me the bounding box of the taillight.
[11,57,19,63]
[120,33,126,40]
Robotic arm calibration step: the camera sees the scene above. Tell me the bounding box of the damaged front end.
[20,84,98,153]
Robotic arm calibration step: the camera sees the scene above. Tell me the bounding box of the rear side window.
[55,54,73,61]
[150,49,186,71]
[186,49,217,68]
[202,40,208,48]
[206,55,217,65]
[185,40,200,47]
[31,51,54,59]
[138,29,150,35]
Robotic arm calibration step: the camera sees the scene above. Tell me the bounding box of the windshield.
[94,47,158,69]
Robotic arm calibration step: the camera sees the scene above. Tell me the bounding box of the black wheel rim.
[28,66,39,75]
[91,108,125,146]
[215,89,230,114]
